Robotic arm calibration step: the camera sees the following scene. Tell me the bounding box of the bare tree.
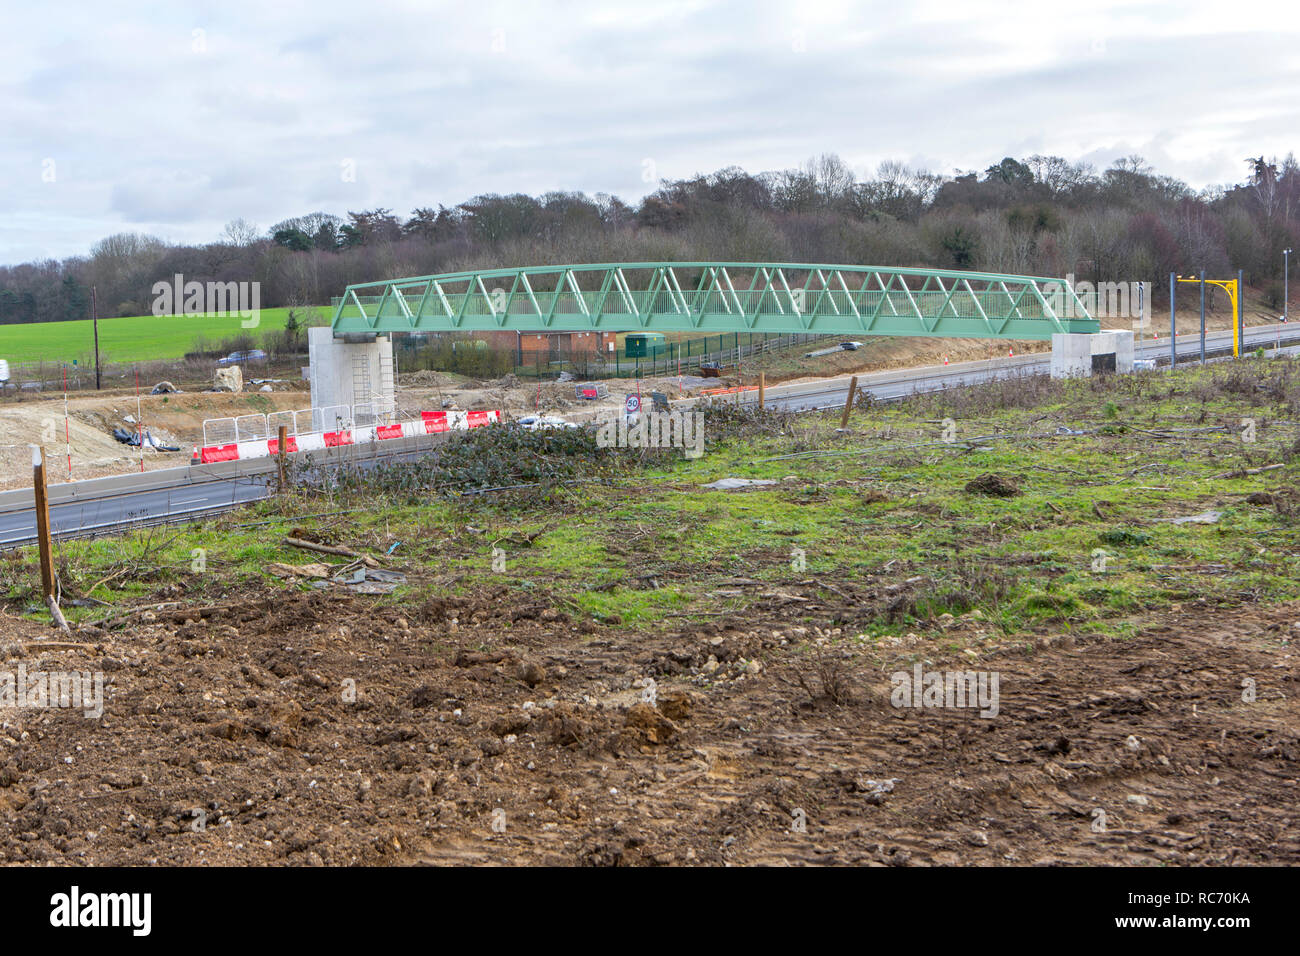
[221,218,260,247]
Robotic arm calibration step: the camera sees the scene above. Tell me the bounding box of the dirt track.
[1,588,1294,866]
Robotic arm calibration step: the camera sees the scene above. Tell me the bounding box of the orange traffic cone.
[943,355,949,365]
[1008,347,1014,358]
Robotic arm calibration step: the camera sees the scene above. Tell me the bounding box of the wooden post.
[758,372,765,410]
[33,446,67,629]
[839,376,858,430]
[33,446,55,599]
[277,425,288,496]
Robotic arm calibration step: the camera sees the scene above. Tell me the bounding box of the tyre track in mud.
[1,591,1295,866]
[669,610,1298,866]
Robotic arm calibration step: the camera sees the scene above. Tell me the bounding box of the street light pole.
[1169,272,1176,369]
[1285,249,1292,324]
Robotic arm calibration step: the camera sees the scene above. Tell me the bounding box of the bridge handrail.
[337,261,1079,290]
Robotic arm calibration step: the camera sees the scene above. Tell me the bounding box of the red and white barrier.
[196,410,500,464]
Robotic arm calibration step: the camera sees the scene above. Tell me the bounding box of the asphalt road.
[0,473,269,546]
[1,323,1296,547]
[0,435,449,548]
[749,325,1300,412]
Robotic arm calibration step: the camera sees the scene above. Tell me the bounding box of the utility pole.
[91,285,101,390]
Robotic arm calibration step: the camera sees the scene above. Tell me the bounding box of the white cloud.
[2,0,1297,261]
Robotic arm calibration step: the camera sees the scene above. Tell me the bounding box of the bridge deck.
[330,262,1098,339]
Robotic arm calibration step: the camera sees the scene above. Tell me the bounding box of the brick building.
[479,330,618,362]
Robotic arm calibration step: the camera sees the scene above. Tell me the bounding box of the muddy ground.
[1,582,1294,866]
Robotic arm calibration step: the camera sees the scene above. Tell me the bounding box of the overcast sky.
[2,0,1297,264]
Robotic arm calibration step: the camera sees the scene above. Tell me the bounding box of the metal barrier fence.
[196,406,501,464]
[203,401,397,449]
[311,404,351,434]
[234,414,269,442]
[201,417,238,448]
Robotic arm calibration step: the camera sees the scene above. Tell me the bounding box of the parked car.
[217,349,267,366]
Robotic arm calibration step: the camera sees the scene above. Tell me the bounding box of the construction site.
[0,262,1295,872]
[6,5,1300,933]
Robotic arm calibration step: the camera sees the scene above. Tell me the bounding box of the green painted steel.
[330,262,1098,339]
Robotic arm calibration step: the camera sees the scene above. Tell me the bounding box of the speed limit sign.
[625,394,640,413]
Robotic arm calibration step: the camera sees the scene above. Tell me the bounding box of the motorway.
[1,323,1296,548]
[0,472,270,546]
[0,433,455,548]
[735,325,1300,413]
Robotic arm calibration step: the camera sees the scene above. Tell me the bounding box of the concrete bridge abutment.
[1050,330,1134,378]
[308,326,396,420]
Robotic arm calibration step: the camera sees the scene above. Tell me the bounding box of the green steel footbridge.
[330,262,1097,339]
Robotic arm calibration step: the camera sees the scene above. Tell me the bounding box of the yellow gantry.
[1177,275,1240,356]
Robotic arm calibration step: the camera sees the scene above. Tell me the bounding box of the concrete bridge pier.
[1050,329,1135,378]
[308,326,396,421]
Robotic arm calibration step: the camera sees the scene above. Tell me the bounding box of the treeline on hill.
[2,152,1297,326]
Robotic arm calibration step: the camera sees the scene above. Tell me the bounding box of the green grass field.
[0,310,817,370]
[0,307,331,365]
